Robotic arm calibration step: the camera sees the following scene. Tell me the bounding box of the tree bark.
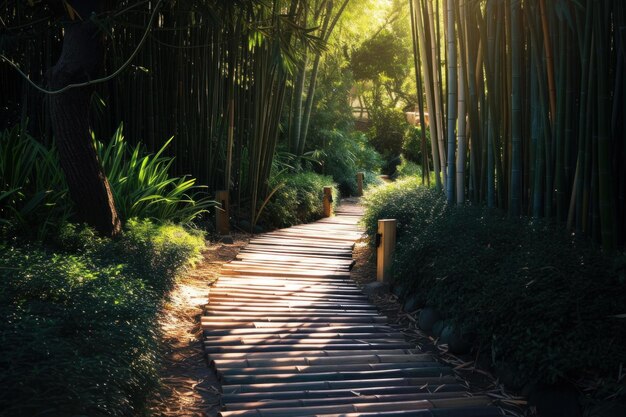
[48,13,121,237]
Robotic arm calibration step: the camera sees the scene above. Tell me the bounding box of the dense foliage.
[363,180,626,392]
[0,221,204,416]
[0,125,70,238]
[402,125,431,164]
[313,129,382,196]
[368,108,410,175]
[406,0,626,250]
[352,29,410,87]
[260,171,338,229]
[1,0,352,225]
[0,126,213,239]
[96,125,214,224]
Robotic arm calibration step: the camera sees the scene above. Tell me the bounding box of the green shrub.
[95,125,215,224]
[402,125,431,164]
[260,171,338,229]
[394,157,437,186]
[395,157,422,178]
[313,129,382,196]
[363,181,626,393]
[0,222,204,416]
[361,177,445,243]
[0,125,71,238]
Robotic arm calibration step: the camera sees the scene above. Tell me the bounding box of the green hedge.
[260,171,339,229]
[0,221,204,416]
[362,179,626,391]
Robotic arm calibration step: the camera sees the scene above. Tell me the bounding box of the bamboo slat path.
[203,200,505,417]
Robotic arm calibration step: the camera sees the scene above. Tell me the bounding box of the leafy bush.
[402,125,431,164]
[95,125,215,224]
[362,180,626,391]
[260,171,338,229]
[367,108,409,175]
[0,222,204,416]
[394,157,437,187]
[395,157,423,178]
[0,125,71,238]
[361,177,445,242]
[313,129,382,196]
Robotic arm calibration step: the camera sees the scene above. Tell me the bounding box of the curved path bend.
[203,200,505,417]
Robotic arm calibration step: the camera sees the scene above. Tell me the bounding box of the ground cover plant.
[362,179,626,399]
[0,221,204,416]
[0,125,209,415]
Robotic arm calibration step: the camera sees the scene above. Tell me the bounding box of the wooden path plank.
[201,200,503,417]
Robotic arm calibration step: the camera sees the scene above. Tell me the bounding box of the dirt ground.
[148,235,248,417]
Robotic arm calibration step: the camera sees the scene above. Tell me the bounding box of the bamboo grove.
[408,0,626,250]
[0,0,348,226]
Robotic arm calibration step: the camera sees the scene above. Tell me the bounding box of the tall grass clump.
[0,222,204,416]
[1,124,214,239]
[0,125,71,238]
[95,125,215,224]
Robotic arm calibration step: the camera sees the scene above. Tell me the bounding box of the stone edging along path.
[202,200,507,417]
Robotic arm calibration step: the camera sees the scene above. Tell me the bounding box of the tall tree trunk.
[538,0,557,121]
[445,0,457,203]
[455,0,467,205]
[48,11,121,237]
[415,0,443,189]
[409,0,430,186]
[509,0,522,216]
[594,0,616,251]
[298,0,350,155]
[427,0,447,187]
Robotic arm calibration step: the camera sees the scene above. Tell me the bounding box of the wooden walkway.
[203,201,504,417]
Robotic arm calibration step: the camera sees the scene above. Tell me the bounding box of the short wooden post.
[323,186,333,217]
[215,190,230,235]
[376,219,397,282]
[356,172,364,197]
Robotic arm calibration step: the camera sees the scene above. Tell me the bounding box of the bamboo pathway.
[203,201,505,417]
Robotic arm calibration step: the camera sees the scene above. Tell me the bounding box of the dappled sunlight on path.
[202,199,507,417]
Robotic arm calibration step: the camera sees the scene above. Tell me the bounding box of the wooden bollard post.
[356,172,364,197]
[215,190,230,235]
[376,219,397,282]
[323,186,333,217]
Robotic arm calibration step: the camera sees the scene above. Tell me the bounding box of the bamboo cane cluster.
[408,0,626,250]
[1,0,346,227]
